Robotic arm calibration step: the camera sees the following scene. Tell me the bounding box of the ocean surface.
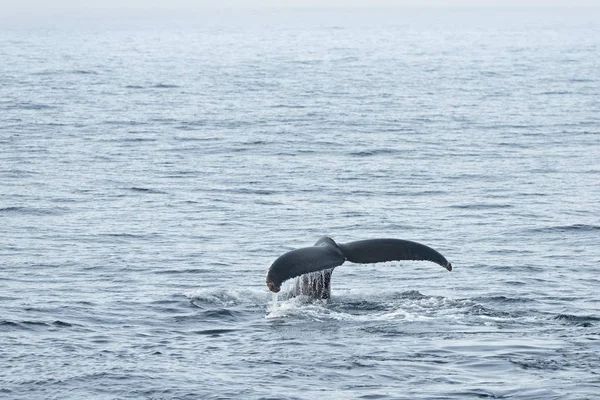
[1,7,600,399]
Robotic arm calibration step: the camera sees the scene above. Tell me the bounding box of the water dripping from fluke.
[265,292,279,317]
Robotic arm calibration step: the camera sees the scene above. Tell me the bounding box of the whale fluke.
[266,236,345,293]
[338,239,452,270]
[266,236,452,298]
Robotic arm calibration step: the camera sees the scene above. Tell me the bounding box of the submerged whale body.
[266,236,452,299]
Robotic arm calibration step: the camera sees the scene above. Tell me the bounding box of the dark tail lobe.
[338,239,452,271]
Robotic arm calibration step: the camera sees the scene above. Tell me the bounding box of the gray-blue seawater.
[1,8,599,399]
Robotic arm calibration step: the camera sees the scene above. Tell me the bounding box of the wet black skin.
[266,236,452,299]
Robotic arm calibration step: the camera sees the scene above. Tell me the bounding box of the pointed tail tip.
[267,281,280,293]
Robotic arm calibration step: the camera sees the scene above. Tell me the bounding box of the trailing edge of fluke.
[266,236,452,297]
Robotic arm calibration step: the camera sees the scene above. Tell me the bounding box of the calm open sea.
[1,7,599,400]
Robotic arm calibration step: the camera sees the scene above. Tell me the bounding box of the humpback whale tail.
[266,236,452,298]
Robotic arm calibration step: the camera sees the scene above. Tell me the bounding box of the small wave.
[125,84,145,89]
[381,127,412,133]
[539,90,573,95]
[102,120,148,126]
[120,138,157,143]
[21,320,51,327]
[153,83,180,89]
[332,299,393,313]
[486,249,535,255]
[234,188,276,196]
[52,320,73,327]
[31,70,58,76]
[193,328,237,336]
[474,295,535,304]
[349,149,398,157]
[553,314,599,327]
[32,69,98,76]
[1,319,74,330]
[243,140,268,145]
[174,133,216,140]
[199,309,239,320]
[128,187,167,194]
[97,233,150,239]
[505,280,527,286]
[528,224,600,233]
[449,203,513,210]
[0,206,26,213]
[467,304,512,318]
[5,102,53,110]
[289,59,323,65]
[154,268,211,275]
[271,104,307,109]
[400,190,446,198]
[510,356,564,371]
[569,78,595,83]
[184,290,261,323]
[186,288,267,308]
[254,199,283,206]
[70,69,99,75]
[393,290,431,300]
[0,206,61,215]
[177,122,209,131]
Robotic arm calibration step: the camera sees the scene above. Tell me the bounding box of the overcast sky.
[1,0,597,28]
[2,0,599,9]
